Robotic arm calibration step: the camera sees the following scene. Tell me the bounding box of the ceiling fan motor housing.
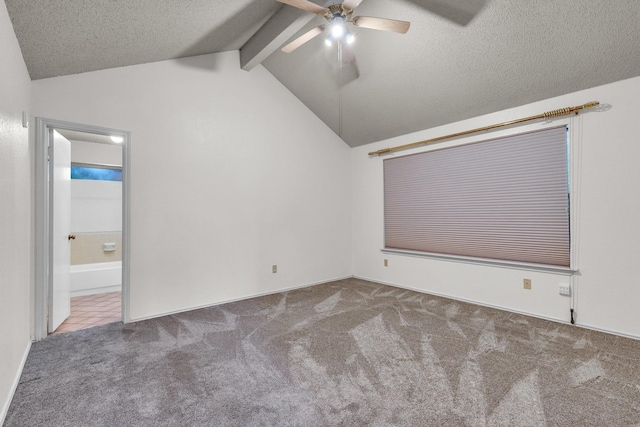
[325,3,352,21]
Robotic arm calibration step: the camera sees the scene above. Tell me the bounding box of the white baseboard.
[1,340,31,426]
[354,275,568,324]
[129,275,353,323]
[71,285,121,298]
[353,275,640,341]
[571,321,640,341]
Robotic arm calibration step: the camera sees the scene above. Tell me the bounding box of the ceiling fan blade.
[341,0,363,11]
[282,25,326,53]
[276,0,327,15]
[405,0,486,26]
[352,16,410,34]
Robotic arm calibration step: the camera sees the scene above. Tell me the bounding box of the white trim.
[121,124,131,323]
[34,120,48,340]
[354,275,640,341]
[568,113,583,317]
[129,276,352,322]
[34,118,132,340]
[0,340,31,425]
[571,321,640,342]
[71,286,121,298]
[381,248,576,275]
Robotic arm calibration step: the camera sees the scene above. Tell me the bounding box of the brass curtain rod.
[368,101,600,156]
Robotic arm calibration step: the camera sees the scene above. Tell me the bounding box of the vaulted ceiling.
[5,0,640,146]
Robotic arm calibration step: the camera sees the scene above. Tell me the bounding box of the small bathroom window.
[71,164,122,182]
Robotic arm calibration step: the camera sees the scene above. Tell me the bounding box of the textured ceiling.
[4,0,280,79]
[6,0,640,147]
[264,0,640,146]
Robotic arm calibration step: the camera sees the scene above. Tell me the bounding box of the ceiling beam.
[240,6,315,71]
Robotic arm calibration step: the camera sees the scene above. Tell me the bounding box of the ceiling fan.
[277,0,410,54]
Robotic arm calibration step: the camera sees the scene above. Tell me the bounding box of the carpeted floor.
[5,278,640,426]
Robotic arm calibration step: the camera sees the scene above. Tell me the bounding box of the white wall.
[71,180,122,232]
[0,1,32,423]
[70,139,123,232]
[352,76,640,339]
[32,51,352,320]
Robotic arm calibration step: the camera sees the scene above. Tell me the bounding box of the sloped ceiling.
[5,0,640,147]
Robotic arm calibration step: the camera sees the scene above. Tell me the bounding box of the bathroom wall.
[70,233,122,265]
[69,139,123,266]
[70,179,122,234]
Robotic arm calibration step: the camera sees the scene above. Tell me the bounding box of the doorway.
[35,118,131,340]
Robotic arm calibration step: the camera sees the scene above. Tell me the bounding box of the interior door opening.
[35,118,131,340]
[53,130,124,333]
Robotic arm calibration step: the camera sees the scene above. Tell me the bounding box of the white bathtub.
[70,261,122,297]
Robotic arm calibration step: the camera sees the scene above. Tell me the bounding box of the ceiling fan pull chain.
[338,41,343,137]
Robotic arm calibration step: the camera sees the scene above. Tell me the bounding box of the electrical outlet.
[559,283,571,296]
[384,259,388,267]
[523,279,531,290]
[272,265,277,274]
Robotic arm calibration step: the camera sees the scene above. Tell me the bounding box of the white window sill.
[381,248,576,275]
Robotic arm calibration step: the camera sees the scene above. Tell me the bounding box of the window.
[383,126,570,268]
[71,164,122,182]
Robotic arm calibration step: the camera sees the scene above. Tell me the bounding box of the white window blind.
[384,126,570,267]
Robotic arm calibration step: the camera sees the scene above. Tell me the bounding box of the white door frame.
[35,117,131,340]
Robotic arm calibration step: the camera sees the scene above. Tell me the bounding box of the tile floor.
[53,291,121,334]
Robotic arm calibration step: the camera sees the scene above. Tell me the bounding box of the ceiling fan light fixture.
[331,21,345,38]
[277,0,410,54]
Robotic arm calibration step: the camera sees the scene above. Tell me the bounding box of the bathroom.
[55,130,123,333]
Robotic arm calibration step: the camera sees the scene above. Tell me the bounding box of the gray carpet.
[5,278,640,426]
